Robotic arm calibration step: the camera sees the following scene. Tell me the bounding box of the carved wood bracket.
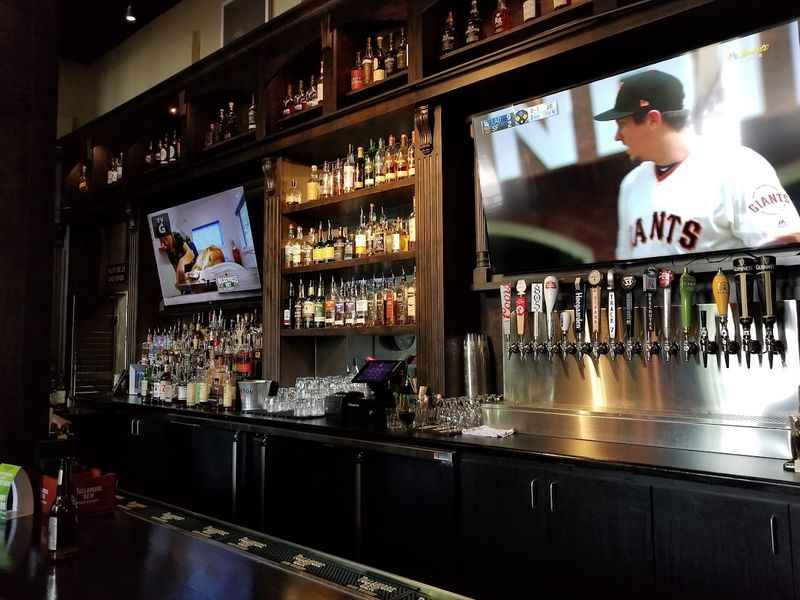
[415,105,434,156]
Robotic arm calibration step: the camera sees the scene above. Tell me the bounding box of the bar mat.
[114,493,429,600]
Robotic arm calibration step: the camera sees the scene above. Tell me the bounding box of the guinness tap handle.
[756,256,779,369]
[733,257,756,368]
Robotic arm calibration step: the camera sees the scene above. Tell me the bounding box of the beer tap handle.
[679,268,697,361]
[531,282,544,358]
[573,277,587,361]
[712,269,730,368]
[733,257,756,369]
[543,276,559,360]
[607,270,622,359]
[621,274,638,360]
[643,267,659,362]
[561,310,573,357]
[515,280,527,360]
[757,256,780,369]
[699,310,710,369]
[588,270,606,358]
[658,268,676,363]
[501,284,513,359]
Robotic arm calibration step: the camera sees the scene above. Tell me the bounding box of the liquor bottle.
[311,225,322,264]
[366,203,376,255]
[395,272,407,326]
[325,278,336,327]
[373,36,386,82]
[107,158,115,185]
[385,33,396,76]
[325,221,335,262]
[307,75,318,107]
[291,226,302,267]
[145,141,153,167]
[283,84,294,116]
[333,158,344,196]
[160,137,168,165]
[344,144,356,193]
[294,80,306,113]
[48,458,78,561]
[317,60,325,103]
[286,177,302,205]
[365,139,376,188]
[294,279,304,329]
[355,208,368,258]
[285,224,296,268]
[408,130,417,176]
[334,226,346,262]
[248,93,257,130]
[397,28,408,71]
[397,134,409,178]
[466,0,483,44]
[117,152,124,180]
[386,134,398,181]
[385,276,396,326]
[302,227,313,266]
[408,196,416,251]
[314,275,326,328]
[344,226,355,260]
[351,51,364,91]
[334,278,345,327]
[493,0,512,33]
[283,281,295,328]
[363,38,374,85]
[226,101,238,138]
[159,363,174,404]
[169,132,177,163]
[406,267,417,325]
[523,0,538,20]
[176,366,188,406]
[345,281,356,327]
[175,131,182,160]
[218,108,227,141]
[355,281,368,326]
[372,206,386,255]
[307,165,320,201]
[375,138,386,185]
[321,161,332,198]
[553,0,571,8]
[442,10,457,53]
[303,279,315,329]
[374,275,385,326]
[355,146,366,189]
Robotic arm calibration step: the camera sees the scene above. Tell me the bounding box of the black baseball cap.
[593,69,685,121]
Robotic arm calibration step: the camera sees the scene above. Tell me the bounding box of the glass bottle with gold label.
[291,226,303,267]
[406,267,416,325]
[408,196,416,251]
[408,131,416,177]
[286,177,302,205]
[395,272,407,326]
[399,217,409,252]
[373,275,385,326]
[307,165,320,201]
[285,223,296,268]
[385,134,397,182]
[365,139,376,188]
[314,275,326,329]
[375,138,386,185]
[362,38,374,86]
[302,228,313,266]
[325,278,336,327]
[397,134,409,179]
[372,205,385,255]
[334,226,346,262]
[325,221,335,262]
[493,0,512,34]
[355,147,365,190]
[355,208,368,258]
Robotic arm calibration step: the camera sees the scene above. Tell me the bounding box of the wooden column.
[0,0,59,468]
[125,203,139,369]
[473,151,490,286]
[262,158,281,380]
[414,104,445,394]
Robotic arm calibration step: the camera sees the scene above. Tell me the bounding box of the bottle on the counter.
[48,458,79,561]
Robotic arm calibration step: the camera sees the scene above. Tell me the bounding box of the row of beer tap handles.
[501,255,783,369]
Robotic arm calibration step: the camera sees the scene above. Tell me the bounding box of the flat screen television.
[474,18,800,276]
[147,186,261,306]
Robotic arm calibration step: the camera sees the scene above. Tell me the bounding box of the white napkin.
[461,425,515,438]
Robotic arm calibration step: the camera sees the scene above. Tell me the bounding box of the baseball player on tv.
[594,69,800,261]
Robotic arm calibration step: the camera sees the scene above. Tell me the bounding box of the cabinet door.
[653,486,792,600]
[545,466,654,595]
[265,436,357,559]
[192,426,238,522]
[134,416,171,499]
[459,454,548,600]
[361,449,457,591]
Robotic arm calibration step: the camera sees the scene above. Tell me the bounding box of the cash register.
[342,359,405,428]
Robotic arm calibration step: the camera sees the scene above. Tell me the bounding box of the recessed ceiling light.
[125,4,137,23]
[169,106,178,115]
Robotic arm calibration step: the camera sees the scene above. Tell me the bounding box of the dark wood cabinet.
[653,486,793,600]
[361,448,458,591]
[111,413,170,498]
[263,435,358,559]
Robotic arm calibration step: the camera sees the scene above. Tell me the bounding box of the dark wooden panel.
[263,158,282,380]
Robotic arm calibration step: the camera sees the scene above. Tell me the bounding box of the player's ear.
[647,109,663,127]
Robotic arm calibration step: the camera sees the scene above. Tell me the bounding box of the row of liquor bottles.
[350,29,409,91]
[285,135,416,205]
[442,0,571,52]
[205,97,258,148]
[105,153,124,185]
[281,61,325,117]
[284,271,417,329]
[145,130,184,168]
[137,310,263,406]
[284,202,416,268]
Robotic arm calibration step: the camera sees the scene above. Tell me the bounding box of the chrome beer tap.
[756,256,782,369]
[560,310,573,360]
[621,274,641,361]
[530,282,544,359]
[658,269,678,363]
[712,269,732,368]
[607,270,624,360]
[573,276,591,362]
[515,280,529,361]
[733,257,758,368]
[501,284,514,359]
[588,270,608,359]
[543,276,559,361]
[698,310,718,368]
[643,267,660,363]
[679,268,698,362]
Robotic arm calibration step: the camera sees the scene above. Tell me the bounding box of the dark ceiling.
[60,0,183,64]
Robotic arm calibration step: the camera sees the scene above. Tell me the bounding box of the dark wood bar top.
[0,501,464,600]
[69,395,800,493]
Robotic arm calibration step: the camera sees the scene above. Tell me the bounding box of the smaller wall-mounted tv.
[148,186,261,306]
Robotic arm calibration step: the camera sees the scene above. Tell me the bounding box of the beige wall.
[58,0,301,137]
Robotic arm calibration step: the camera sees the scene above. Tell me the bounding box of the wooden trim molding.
[415,104,434,156]
[263,157,281,380]
[473,152,490,286]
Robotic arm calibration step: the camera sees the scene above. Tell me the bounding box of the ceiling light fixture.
[125,4,137,23]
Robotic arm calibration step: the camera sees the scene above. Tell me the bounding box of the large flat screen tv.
[474,18,800,276]
[148,186,261,306]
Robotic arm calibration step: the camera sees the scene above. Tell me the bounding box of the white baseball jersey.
[615,141,800,260]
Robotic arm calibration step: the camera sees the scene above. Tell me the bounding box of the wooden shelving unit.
[276,104,323,126]
[282,250,416,275]
[281,325,416,337]
[200,129,256,153]
[344,70,409,98]
[282,177,415,220]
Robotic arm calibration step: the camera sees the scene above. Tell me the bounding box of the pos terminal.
[343,359,405,428]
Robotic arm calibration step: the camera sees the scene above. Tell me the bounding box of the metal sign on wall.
[106,263,128,285]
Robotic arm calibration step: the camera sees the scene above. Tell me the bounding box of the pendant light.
[125,4,137,23]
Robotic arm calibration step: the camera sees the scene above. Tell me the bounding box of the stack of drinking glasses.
[387,395,485,434]
[271,376,371,418]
